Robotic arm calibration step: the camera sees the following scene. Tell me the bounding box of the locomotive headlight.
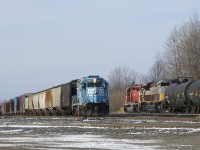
[94,78,97,83]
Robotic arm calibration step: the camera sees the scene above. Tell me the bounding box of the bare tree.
[143,53,167,83]
[163,13,200,79]
[108,66,137,91]
[108,66,137,112]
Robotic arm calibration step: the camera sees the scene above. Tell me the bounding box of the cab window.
[103,83,108,89]
[82,83,86,89]
[95,83,102,87]
[88,82,102,87]
[160,83,170,86]
[88,83,94,87]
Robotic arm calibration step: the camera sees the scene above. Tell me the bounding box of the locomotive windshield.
[88,82,102,87]
[132,87,141,91]
[160,82,170,86]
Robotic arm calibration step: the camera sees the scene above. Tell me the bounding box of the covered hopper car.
[25,80,78,116]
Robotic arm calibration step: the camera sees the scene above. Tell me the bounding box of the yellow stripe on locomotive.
[142,81,169,102]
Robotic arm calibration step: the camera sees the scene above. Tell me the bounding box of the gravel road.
[0,115,200,150]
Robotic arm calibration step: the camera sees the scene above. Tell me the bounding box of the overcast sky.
[1,0,200,99]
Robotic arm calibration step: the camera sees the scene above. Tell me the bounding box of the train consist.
[1,75,109,116]
[124,77,200,113]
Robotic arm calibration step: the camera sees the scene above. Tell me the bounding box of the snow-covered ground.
[0,134,162,150]
[0,116,199,149]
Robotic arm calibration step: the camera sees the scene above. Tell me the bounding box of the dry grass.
[109,91,125,113]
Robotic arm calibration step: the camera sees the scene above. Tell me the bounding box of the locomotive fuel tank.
[187,80,200,106]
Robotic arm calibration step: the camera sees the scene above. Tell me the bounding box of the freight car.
[1,75,109,116]
[2,94,31,115]
[24,80,78,116]
[164,77,200,113]
[124,80,170,113]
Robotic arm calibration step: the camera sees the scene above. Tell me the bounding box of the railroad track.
[109,113,200,118]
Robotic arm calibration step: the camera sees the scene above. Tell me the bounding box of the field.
[0,114,200,150]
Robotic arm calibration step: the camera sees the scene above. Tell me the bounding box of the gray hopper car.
[25,80,78,116]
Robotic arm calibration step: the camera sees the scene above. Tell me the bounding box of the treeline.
[108,13,200,113]
[162,14,200,80]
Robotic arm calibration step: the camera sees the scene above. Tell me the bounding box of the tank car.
[72,75,109,116]
[164,78,200,113]
[187,80,200,113]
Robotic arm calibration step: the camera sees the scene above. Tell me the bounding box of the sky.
[1,0,200,99]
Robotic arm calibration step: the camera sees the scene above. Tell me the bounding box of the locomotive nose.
[94,89,99,95]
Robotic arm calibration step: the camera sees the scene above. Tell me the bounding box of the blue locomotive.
[1,75,109,116]
[72,75,109,116]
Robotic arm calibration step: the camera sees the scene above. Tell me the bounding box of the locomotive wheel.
[86,110,92,116]
[75,109,78,116]
[186,107,190,113]
[172,107,175,113]
[197,107,200,113]
[46,111,50,116]
[191,107,197,114]
[167,107,171,113]
[135,107,139,113]
[92,110,98,116]
[97,107,104,116]
[38,110,42,116]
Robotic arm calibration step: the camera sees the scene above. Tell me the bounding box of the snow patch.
[0,134,162,150]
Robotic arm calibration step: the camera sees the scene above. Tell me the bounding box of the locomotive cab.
[72,75,109,116]
[124,85,143,113]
